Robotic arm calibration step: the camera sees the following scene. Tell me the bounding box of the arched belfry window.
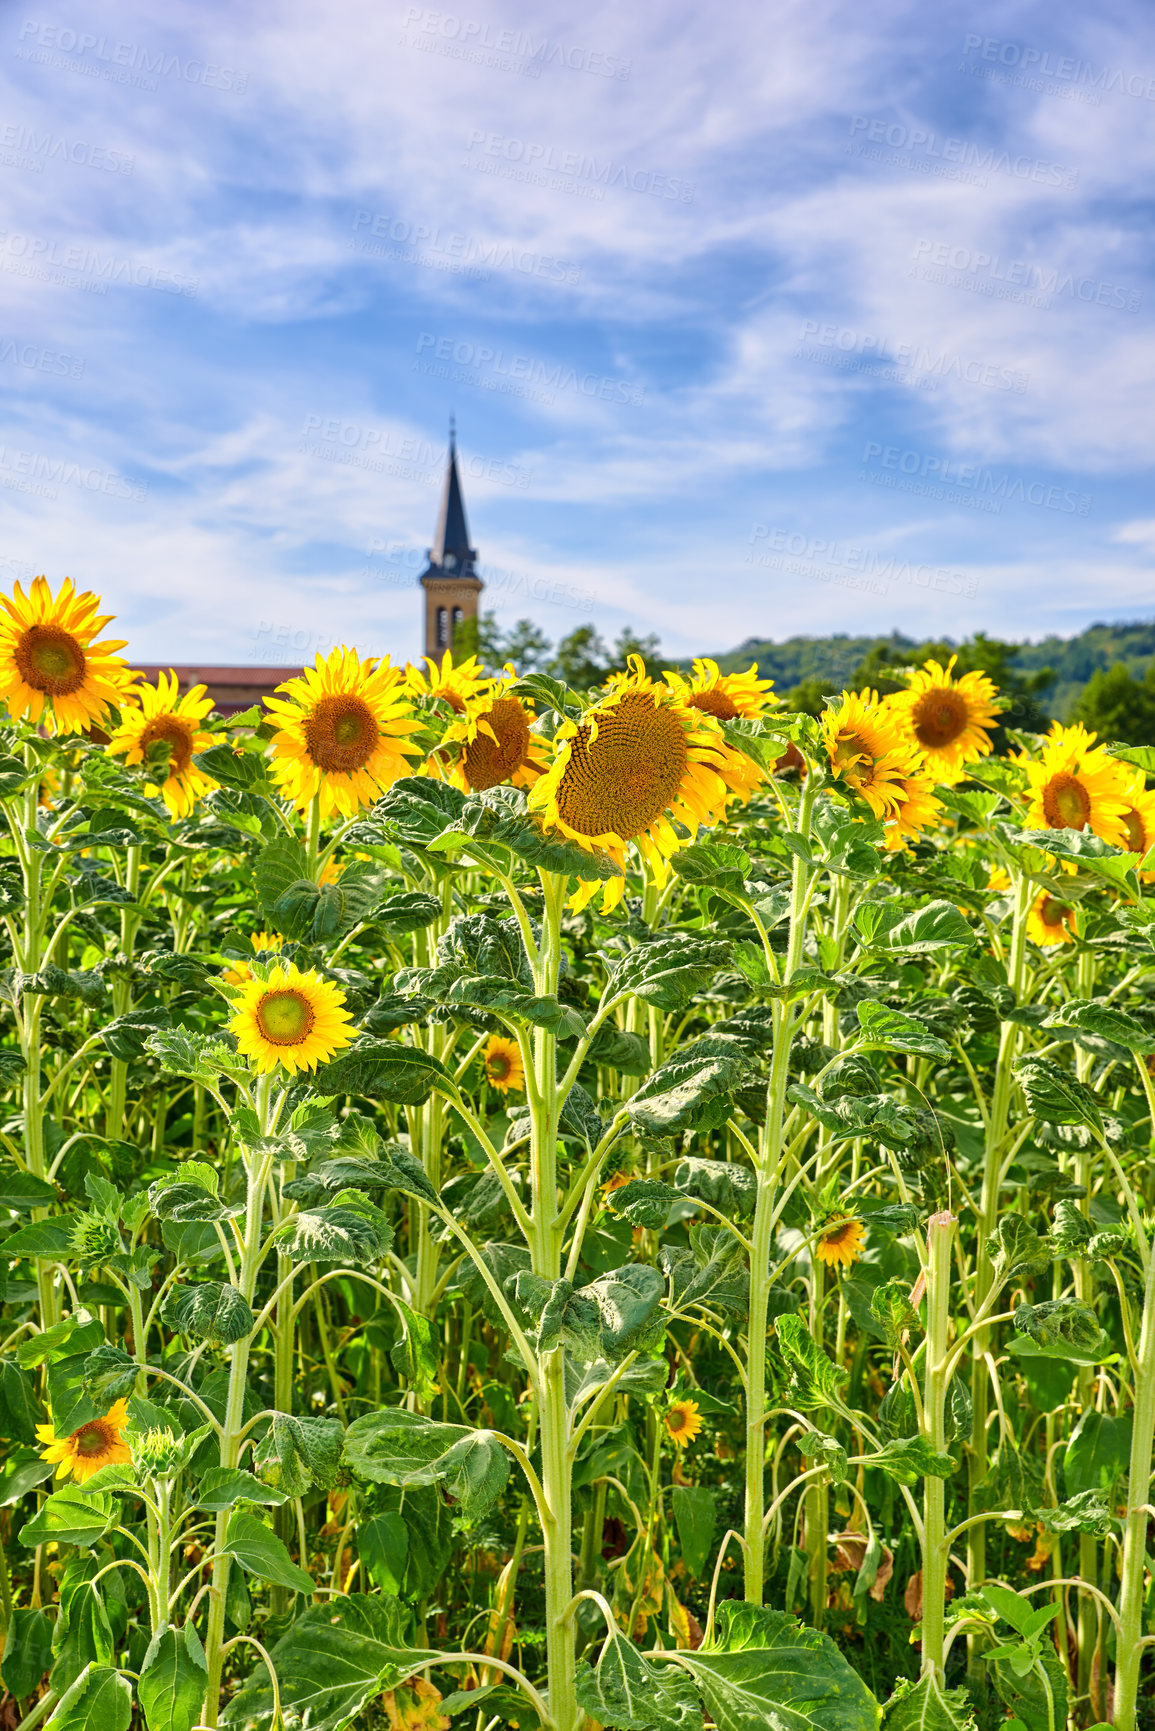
[452,607,464,634]
[436,607,449,647]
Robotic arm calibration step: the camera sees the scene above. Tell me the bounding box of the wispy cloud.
[0,0,1150,663]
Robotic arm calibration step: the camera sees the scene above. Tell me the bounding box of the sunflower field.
[1,577,1155,1731]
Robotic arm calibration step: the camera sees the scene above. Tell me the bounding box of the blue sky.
[0,0,1152,668]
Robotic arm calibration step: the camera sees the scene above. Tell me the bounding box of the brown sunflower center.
[441,687,466,713]
[487,1051,513,1082]
[667,1406,690,1434]
[14,624,87,695]
[557,693,689,840]
[139,715,195,776]
[74,1418,114,1457]
[303,694,380,773]
[911,687,969,749]
[256,989,315,1046]
[1040,896,1073,929]
[1041,771,1091,830]
[688,688,739,722]
[463,699,531,791]
[1123,807,1147,854]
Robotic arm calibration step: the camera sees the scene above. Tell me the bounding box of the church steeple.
[429,418,475,577]
[419,419,484,658]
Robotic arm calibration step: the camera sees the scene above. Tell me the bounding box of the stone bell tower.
[419,420,483,658]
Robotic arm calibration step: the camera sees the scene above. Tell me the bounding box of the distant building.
[418,422,484,659]
[131,664,301,717]
[140,425,484,709]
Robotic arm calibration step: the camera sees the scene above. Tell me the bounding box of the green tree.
[499,618,552,673]
[1070,662,1155,745]
[547,624,610,690]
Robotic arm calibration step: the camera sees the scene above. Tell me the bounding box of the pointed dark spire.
[429,418,475,575]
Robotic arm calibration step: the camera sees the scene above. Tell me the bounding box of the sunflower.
[820,691,921,819]
[106,670,217,818]
[265,648,422,819]
[1022,723,1132,847]
[529,657,760,896]
[229,962,355,1075]
[883,770,944,853]
[432,683,549,794]
[1026,890,1077,947]
[664,1398,703,1449]
[815,1216,866,1268]
[221,931,284,987]
[1117,770,1155,876]
[664,658,777,721]
[482,1034,524,1094]
[883,657,999,783]
[37,1398,132,1483]
[0,576,131,733]
[405,649,489,714]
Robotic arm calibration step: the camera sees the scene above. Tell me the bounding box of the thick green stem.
[921,1212,956,1681]
[804,1258,828,1629]
[202,1111,274,1726]
[105,843,142,1141]
[744,779,815,1605]
[967,870,1029,1645]
[528,871,577,1731]
[1111,1219,1155,1731]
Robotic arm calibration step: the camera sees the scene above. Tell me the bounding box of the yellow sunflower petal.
[228,961,355,1075]
[106,670,218,818]
[0,575,132,733]
[265,647,422,819]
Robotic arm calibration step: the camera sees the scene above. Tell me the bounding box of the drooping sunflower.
[106,670,217,818]
[664,1398,703,1449]
[483,1034,524,1094]
[229,962,355,1075]
[883,770,944,853]
[37,1398,132,1483]
[221,931,284,988]
[1117,770,1155,876]
[663,658,777,721]
[431,683,549,794]
[820,691,921,819]
[265,648,422,819]
[883,657,999,784]
[815,1215,866,1268]
[528,657,761,896]
[405,649,489,714]
[0,575,131,733]
[1022,723,1132,847]
[1026,890,1077,947]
